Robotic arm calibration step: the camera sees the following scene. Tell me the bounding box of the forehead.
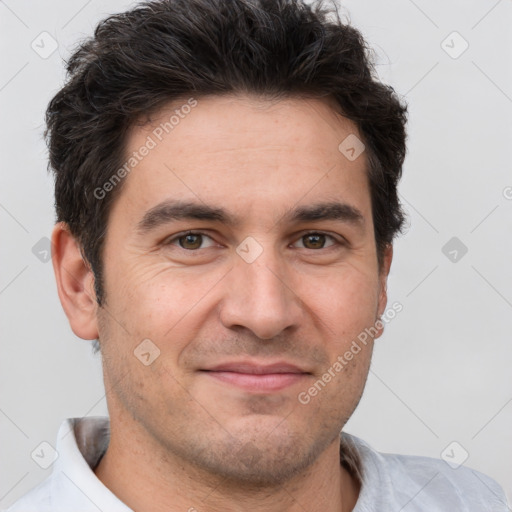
[134,94,361,161]
[113,94,371,227]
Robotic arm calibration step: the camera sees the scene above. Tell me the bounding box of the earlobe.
[51,222,99,340]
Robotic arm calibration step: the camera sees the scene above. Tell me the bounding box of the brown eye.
[294,232,340,250]
[178,233,203,250]
[165,231,216,250]
[302,233,327,249]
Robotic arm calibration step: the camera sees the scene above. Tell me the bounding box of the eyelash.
[163,230,344,251]
[164,230,216,251]
[293,231,343,250]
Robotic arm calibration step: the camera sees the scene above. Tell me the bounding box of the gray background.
[1,0,511,507]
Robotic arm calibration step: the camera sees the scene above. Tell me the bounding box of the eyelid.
[163,230,217,249]
[162,229,346,250]
[291,230,344,249]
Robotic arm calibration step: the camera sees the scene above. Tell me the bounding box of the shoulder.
[341,433,509,511]
[383,451,507,511]
[3,417,111,512]
[2,476,53,512]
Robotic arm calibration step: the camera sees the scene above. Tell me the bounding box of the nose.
[219,246,303,340]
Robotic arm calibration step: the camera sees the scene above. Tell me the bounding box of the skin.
[52,94,393,512]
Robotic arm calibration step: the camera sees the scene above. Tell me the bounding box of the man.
[6,0,508,510]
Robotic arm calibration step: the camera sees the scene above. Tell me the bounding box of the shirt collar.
[50,417,132,511]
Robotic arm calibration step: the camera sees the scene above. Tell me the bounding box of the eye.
[292,232,339,250]
[165,231,216,250]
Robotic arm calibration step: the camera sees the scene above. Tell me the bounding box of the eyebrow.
[137,199,365,234]
[138,200,235,233]
[285,202,364,227]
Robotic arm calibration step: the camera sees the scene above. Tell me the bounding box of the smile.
[200,361,312,392]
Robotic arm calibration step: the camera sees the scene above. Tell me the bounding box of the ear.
[51,222,99,340]
[374,243,393,340]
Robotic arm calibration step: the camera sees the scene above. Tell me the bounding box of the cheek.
[109,261,227,347]
[301,264,380,337]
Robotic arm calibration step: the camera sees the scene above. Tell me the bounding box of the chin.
[184,426,334,488]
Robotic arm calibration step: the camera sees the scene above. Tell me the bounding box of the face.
[96,94,391,485]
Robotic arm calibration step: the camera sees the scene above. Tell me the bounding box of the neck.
[94,420,360,512]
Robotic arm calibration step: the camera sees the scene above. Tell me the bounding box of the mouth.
[199,361,312,392]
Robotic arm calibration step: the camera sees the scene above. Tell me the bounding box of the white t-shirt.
[4,417,509,511]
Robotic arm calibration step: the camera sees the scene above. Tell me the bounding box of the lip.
[200,360,311,392]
